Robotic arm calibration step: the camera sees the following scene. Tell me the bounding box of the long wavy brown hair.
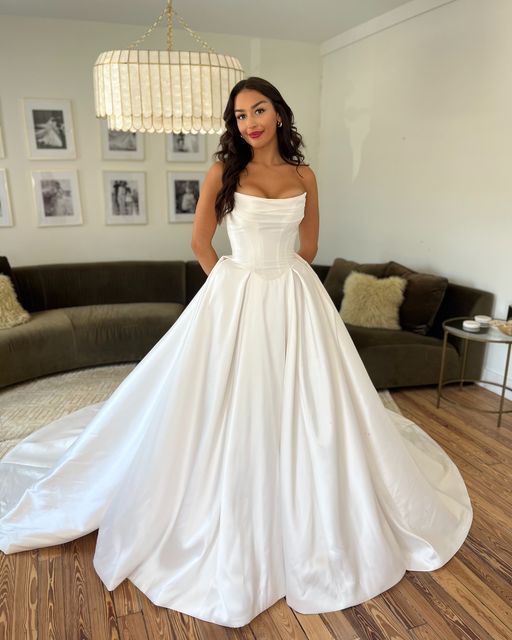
[213,77,307,224]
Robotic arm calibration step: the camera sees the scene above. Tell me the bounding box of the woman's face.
[234,89,281,148]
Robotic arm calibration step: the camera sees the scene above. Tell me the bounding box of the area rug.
[0,364,400,457]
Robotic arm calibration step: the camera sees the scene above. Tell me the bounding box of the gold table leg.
[437,330,449,408]
[459,337,469,390]
[497,343,511,428]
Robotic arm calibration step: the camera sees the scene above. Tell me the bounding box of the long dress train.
[0,191,472,627]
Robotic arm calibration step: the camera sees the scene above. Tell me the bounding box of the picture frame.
[100,120,145,160]
[32,170,83,227]
[23,98,76,159]
[167,171,205,223]
[103,171,147,225]
[166,133,206,162]
[0,125,4,159]
[0,170,13,227]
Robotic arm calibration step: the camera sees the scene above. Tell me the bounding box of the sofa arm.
[430,282,494,381]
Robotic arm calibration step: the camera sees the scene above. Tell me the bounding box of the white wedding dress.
[0,192,472,628]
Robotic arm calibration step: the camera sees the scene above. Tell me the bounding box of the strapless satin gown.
[0,192,472,628]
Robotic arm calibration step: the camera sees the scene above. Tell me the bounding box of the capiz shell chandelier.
[93,0,244,134]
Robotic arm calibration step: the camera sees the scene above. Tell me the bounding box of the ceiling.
[0,0,416,43]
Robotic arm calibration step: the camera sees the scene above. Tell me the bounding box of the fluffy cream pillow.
[340,271,406,330]
[0,275,30,329]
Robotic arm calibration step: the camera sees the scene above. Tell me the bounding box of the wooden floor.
[1,385,511,640]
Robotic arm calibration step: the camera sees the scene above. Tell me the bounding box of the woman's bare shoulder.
[297,164,317,188]
[208,160,224,176]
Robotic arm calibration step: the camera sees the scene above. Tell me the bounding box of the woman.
[0,77,472,628]
[35,116,63,148]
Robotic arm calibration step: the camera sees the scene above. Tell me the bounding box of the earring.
[277,121,283,128]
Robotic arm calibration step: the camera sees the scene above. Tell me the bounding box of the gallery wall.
[0,15,321,266]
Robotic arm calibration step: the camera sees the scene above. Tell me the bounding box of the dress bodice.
[225,192,306,272]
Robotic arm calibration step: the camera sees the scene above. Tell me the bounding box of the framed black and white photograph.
[32,170,82,227]
[0,170,13,227]
[166,133,206,162]
[168,171,204,223]
[100,120,144,160]
[23,98,76,159]
[103,171,147,225]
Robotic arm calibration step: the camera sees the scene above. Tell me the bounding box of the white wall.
[318,0,512,395]
[0,15,320,267]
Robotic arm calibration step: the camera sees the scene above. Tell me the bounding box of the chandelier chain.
[128,7,167,50]
[128,2,216,54]
[166,0,173,51]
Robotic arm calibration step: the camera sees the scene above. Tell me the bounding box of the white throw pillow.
[0,274,30,329]
[340,271,406,330]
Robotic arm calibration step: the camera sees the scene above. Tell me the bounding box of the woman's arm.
[191,162,223,275]
[297,166,319,264]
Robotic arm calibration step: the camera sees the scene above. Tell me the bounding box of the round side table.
[437,316,512,427]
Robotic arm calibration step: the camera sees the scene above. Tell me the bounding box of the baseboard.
[477,366,512,401]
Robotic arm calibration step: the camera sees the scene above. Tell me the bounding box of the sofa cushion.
[13,261,187,312]
[0,256,13,279]
[62,303,184,366]
[323,258,389,310]
[345,323,460,389]
[384,261,448,335]
[0,302,184,388]
[0,308,77,387]
[0,275,30,329]
[186,261,208,304]
[340,272,406,329]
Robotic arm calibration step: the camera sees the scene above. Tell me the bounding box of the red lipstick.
[248,131,263,138]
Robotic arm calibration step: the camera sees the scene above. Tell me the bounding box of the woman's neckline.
[235,191,306,201]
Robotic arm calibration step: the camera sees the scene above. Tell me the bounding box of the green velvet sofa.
[0,256,494,390]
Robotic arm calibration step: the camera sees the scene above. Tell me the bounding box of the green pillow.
[384,261,448,334]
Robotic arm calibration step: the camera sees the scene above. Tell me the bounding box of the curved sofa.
[0,258,208,389]
[0,256,494,390]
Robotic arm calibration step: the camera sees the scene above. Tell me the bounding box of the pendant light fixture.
[93,0,244,134]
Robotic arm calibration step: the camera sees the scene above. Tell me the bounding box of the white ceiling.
[0,0,415,43]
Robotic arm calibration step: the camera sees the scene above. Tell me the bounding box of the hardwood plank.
[465,490,512,543]
[362,594,415,638]
[457,539,512,607]
[267,598,308,639]
[381,580,427,630]
[439,556,512,633]
[467,517,512,568]
[410,623,443,639]
[167,609,204,639]
[292,610,338,640]
[343,597,411,640]
[428,565,511,640]
[319,609,360,640]
[38,544,66,640]
[196,615,242,639]
[0,552,15,640]
[81,533,120,639]
[395,388,512,449]
[397,575,462,640]
[248,606,293,640]
[407,571,496,640]
[138,590,178,640]
[112,578,142,617]
[12,549,37,640]
[62,539,92,640]
[118,611,149,640]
